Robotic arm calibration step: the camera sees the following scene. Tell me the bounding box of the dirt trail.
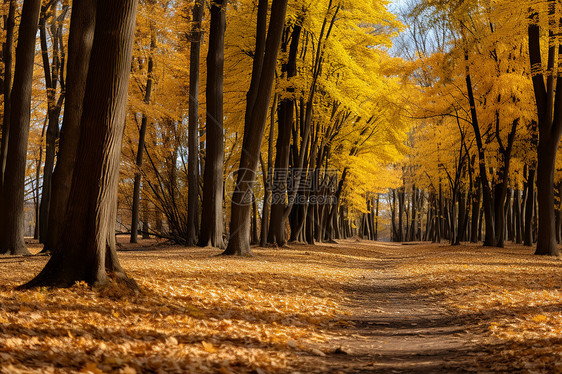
[314,242,482,373]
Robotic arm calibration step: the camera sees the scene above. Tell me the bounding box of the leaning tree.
[223,0,289,256]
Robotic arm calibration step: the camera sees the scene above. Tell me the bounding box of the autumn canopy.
[1,0,562,372]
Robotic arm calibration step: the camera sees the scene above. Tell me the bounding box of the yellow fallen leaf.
[81,363,103,374]
[202,341,217,353]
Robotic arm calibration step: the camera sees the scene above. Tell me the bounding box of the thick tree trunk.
[23,0,138,288]
[199,0,227,249]
[494,182,507,247]
[224,0,288,256]
[528,8,562,255]
[535,137,560,255]
[186,0,204,246]
[0,0,42,255]
[44,0,96,253]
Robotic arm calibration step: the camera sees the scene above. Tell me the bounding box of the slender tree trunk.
[251,193,259,244]
[268,19,302,246]
[0,0,42,255]
[515,187,522,244]
[23,0,138,288]
[186,0,204,246]
[142,195,149,239]
[199,0,227,249]
[456,189,467,244]
[44,0,96,253]
[224,0,288,256]
[130,24,156,243]
[524,168,536,246]
[0,0,16,186]
[38,4,66,243]
[259,94,276,246]
[464,49,495,246]
[398,187,404,242]
[375,196,379,240]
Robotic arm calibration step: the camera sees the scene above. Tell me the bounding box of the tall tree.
[38,1,68,243]
[528,3,562,256]
[23,0,138,287]
[223,0,288,256]
[0,0,42,255]
[186,0,204,246]
[199,0,227,248]
[267,14,303,246]
[0,0,16,186]
[130,18,156,243]
[43,0,97,253]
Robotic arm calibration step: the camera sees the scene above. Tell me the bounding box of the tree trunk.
[268,19,302,247]
[23,0,138,288]
[524,168,535,246]
[0,0,42,255]
[0,0,16,186]
[130,24,156,243]
[251,193,259,245]
[38,4,66,243]
[464,50,495,246]
[44,0,96,253]
[224,0,288,256]
[199,0,227,249]
[186,0,204,246]
[535,137,560,255]
[515,188,522,244]
[398,187,404,242]
[259,94,276,246]
[528,7,562,255]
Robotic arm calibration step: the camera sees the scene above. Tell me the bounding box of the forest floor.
[1,239,562,373]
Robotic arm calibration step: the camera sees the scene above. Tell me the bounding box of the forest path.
[311,241,482,373]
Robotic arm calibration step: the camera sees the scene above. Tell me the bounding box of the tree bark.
[0,0,16,187]
[199,0,227,249]
[268,19,302,246]
[535,136,560,255]
[465,60,495,246]
[44,0,97,253]
[0,0,42,255]
[23,0,138,288]
[130,23,156,243]
[223,0,288,256]
[186,0,204,246]
[515,187,522,244]
[528,6,562,255]
[259,94,276,246]
[38,3,66,243]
